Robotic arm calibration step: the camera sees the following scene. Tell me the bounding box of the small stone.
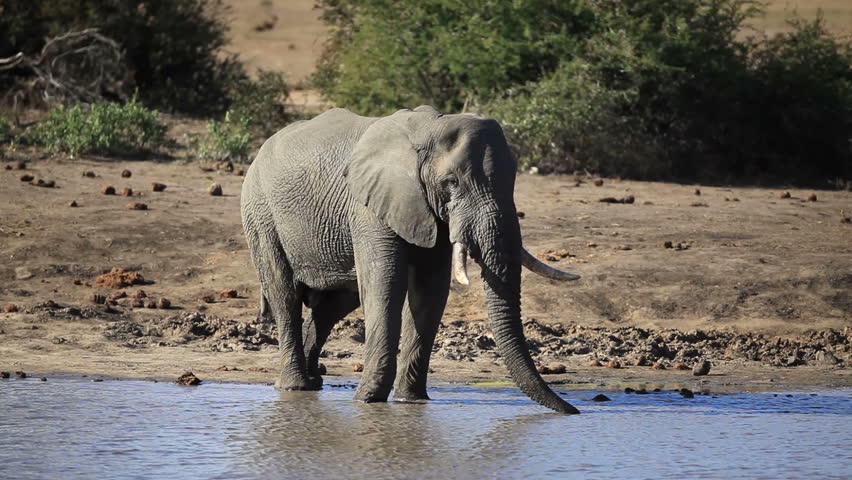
[151,182,167,192]
[145,300,157,309]
[591,394,611,402]
[130,290,147,299]
[131,299,145,308]
[3,303,19,313]
[664,241,673,249]
[14,266,32,280]
[176,371,201,386]
[121,169,132,178]
[0,372,9,379]
[679,388,695,398]
[652,362,666,370]
[39,377,47,382]
[352,362,364,372]
[15,371,27,379]
[236,169,245,176]
[106,291,127,303]
[127,202,148,210]
[20,174,34,182]
[624,387,635,394]
[69,200,78,207]
[208,183,223,196]
[693,360,711,376]
[635,388,649,394]
[219,289,238,299]
[73,279,83,285]
[121,187,134,197]
[606,360,622,369]
[673,362,690,370]
[318,363,327,375]
[807,193,817,202]
[694,188,701,196]
[589,359,603,367]
[101,185,116,195]
[586,242,598,248]
[82,171,96,177]
[156,297,171,309]
[780,191,791,199]
[201,295,216,303]
[90,294,106,305]
[14,161,27,170]
[91,378,104,382]
[537,363,566,375]
[594,179,604,187]
[634,355,648,366]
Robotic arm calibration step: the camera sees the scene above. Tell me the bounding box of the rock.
[217,365,242,371]
[176,371,201,386]
[201,295,216,303]
[673,362,690,371]
[15,267,33,280]
[156,297,171,309]
[39,377,47,382]
[814,351,840,366]
[126,202,148,210]
[208,183,223,196]
[352,362,364,372]
[517,210,525,219]
[219,289,238,299]
[94,268,145,288]
[121,169,132,178]
[624,387,635,394]
[130,290,147,299]
[652,362,666,370]
[318,363,327,375]
[145,300,157,309]
[121,187,134,197]
[90,293,106,305]
[591,394,611,402]
[599,196,634,204]
[82,171,96,177]
[15,371,27,378]
[131,299,145,308]
[151,182,167,192]
[589,359,603,367]
[14,161,27,170]
[634,354,648,366]
[635,388,649,394]
[3,303,19,313]
[594,179,604,187]
[606,359,622,369]
[69,200,78,207]
[664,241,674,249]
[690,202,709,207]
[91,378,104,382]
[537,363,566,375]
[807,193,817,202]
[0,372,9,378]
[236,169,245,176]
[694,188,701,195]
[107,291,127,303]
[780,191,791,199]
[101,185,116,195]
[693,360,711,376]
[679,388,695,398]
[20,174,34,182]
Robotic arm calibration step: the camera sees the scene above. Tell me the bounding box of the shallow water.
[0,378,850,480]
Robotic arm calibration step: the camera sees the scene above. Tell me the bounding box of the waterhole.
[0,378,850,479]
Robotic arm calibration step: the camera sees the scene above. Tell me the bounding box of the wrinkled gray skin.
[241,106,579,414]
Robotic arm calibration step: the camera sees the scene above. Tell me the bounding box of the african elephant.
[240,106,581,414]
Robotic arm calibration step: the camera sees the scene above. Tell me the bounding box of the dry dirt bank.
[1,157,850,389]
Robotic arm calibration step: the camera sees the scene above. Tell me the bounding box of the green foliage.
[313,0,595,115]
[30,97,167,156]
[0,0,244,115]
[229,70,293,137]
[0,115,10,143]
[316,0,852,183]
[199,111,253,162]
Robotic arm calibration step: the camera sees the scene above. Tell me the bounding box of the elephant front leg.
[394,243,452,401]
[353,237,408,403]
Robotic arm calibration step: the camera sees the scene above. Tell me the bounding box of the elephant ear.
[345,114,437,248]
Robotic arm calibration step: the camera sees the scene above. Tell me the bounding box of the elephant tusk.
[452,242,470,285]
[521,248,581,281]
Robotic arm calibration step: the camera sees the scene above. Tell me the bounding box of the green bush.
[199,111,252,162]
[0,0,244,115]
[229,70,293,137]
[30,97,167,156]
[315,0,852,183]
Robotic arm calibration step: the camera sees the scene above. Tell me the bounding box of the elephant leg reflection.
[394,242,452,401]
[303,289,361,388]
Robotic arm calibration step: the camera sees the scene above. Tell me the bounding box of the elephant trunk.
[474,218,580,415]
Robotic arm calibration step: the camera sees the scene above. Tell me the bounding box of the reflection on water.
[0,378,850,480]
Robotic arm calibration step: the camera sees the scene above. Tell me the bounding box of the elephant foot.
[393,387,430,403]
[275,376,321,391]
[354,382,392,403]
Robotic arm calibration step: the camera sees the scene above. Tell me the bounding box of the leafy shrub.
[199,111,252,162]
[30,97,167,156]
[0,0,244,115]
[228,70,293,137]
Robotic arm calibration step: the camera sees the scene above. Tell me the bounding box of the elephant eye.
[441,176,458,190]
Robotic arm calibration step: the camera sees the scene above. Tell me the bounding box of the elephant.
[240,105,581,414]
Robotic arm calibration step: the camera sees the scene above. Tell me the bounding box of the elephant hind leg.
[244,219,312,390]
[303,289,361,388]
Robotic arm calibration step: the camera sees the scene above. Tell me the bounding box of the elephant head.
[346,106,580,414]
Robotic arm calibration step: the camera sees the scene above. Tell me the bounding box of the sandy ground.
[0,156,849,391]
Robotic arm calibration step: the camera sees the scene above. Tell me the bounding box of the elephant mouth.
[451,242,580,284]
